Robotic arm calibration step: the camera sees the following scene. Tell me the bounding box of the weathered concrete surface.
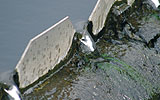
[15,16,75,88]
[89,0,116,35]
[89,0,135,35]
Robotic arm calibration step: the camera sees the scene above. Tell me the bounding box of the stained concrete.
[89,0,135,35]
[15,17,75,88]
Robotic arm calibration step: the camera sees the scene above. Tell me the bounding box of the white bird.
[80,34,95,52]
[151,0,160,8]
[80,22,96,52]
[4,85,21,100]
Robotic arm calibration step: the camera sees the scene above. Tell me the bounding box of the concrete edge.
[88,0,116,35]
[15,16,76,88]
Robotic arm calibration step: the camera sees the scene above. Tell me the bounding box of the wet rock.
[112,3,130,16]
[137,17,160,43]
[94,37,160,100]
[120,42,160,86]
[122,23,143,41]
[154,38,160,53]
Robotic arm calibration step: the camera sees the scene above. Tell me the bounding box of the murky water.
[21,0,160,100]
[0,0,97,74]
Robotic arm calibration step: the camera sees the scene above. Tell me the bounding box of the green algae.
[98,54,154,96]
[22,0,160,99]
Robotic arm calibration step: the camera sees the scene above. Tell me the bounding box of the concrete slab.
[89,0,116,35]
[15,16,75,88]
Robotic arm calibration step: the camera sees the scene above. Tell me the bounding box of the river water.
[0,0,97,74]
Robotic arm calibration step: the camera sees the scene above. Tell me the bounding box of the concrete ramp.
[89,0,135,35]
[15,16,75,88]
[89,0,116,35]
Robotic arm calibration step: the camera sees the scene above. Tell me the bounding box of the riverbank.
[23,0,160,99]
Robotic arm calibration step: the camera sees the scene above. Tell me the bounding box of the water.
[0,0,97,74]
[22,0,160,99]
